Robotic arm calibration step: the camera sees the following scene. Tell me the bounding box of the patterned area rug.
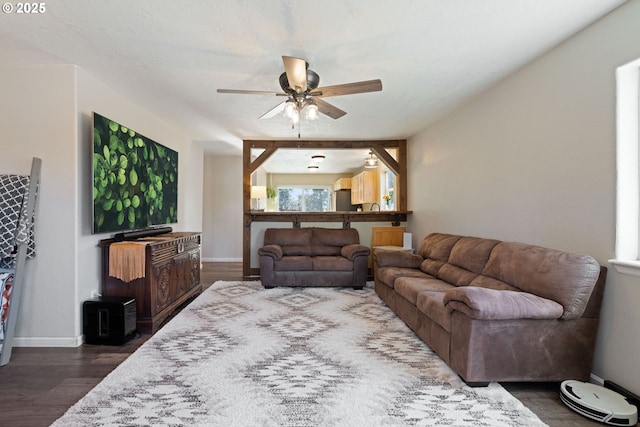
[52,281,547,426]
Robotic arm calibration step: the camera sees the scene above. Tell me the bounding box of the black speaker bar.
[113,226,173,242]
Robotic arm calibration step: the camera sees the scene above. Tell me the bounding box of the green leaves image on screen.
[92,113,178,233]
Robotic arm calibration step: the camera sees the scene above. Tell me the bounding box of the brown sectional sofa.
[374,232,607,384]
[258,227,370,289]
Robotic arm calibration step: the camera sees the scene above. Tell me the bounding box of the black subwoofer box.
[83,297,136,345]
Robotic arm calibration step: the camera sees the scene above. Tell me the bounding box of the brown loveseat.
[374,232,606,384]
[258,227,370,289]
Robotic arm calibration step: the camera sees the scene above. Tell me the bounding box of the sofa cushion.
[395,276,455,305]
[312,256,353,271]
[282,245,312,256]
[313,227,360,245]
[311,227,360,256]
[416,291,452,333]
[377,267,431,289]
[443,287,564,320]
[437,264,477,287]
[430,237,499,287]
[481,242,601,319]
[274,256,313,271]
[264,228,312,256]
[468,275,519,291]
[448,237,500,274]
[312,245,341,256]
[420,259,446,277]
[416,233,462,261]
[264,228,310,246]
[376,250,423,268]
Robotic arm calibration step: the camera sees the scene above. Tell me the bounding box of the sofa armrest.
[374,249,423,268]
[341,244,370,260]
[258,244,283,260]
[443,287,564,320]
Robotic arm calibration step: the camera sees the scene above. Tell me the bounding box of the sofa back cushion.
[417,233,461,260]
[264,228,312,256]
[311,227,360,256]
[449,237,500,274]
[417,233,462,276]
[481,241,601,319]
[437,237,501,286]
[416,234,498,285]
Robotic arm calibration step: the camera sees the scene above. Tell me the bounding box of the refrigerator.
[335,190,357,211]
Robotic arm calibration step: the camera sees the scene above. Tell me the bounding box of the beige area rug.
[52,281,547,426]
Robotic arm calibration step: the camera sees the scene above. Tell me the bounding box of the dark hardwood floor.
[0,262,603,426]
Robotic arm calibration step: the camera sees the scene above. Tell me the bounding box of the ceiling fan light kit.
[283,100,300,123]
[217,55,382,137]
[305,100,319,120]
[283,98,319,124]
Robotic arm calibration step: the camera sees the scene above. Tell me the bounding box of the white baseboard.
[202,258,242,262]
[590,373,605,385]
[13,335,83,348]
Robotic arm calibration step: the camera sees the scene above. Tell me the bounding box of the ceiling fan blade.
[315,98,347,120]
[311,79,382,98]
[259,101,286,119]
[217,89,286,96]
[282,56,307,93]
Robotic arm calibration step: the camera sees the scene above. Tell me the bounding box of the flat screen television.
[92,112,178,234]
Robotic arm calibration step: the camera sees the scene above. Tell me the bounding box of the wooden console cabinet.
[99,232,202,333]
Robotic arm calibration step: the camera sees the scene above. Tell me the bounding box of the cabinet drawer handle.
[177,242,185,253]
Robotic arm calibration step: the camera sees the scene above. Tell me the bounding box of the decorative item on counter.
[266,187,277,199]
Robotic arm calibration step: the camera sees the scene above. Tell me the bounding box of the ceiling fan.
[217,56,382,123]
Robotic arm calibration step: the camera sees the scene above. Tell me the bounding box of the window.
[611,58,640,276]
[381,170,395,210]
[277,186,331,212]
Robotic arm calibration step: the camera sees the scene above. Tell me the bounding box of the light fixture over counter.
[364,151,379,168]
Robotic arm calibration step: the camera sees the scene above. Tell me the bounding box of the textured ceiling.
[1,0,626,159]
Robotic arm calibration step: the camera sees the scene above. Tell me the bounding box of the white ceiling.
[1,0,626,163]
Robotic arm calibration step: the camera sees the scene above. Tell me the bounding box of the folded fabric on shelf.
[0,175,34,259]
[108,241,147,283]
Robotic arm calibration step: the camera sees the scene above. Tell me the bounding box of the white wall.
[0,64,203,345]
[0,65,78,345]
[407,1,640,393]
[202,154,242,261]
